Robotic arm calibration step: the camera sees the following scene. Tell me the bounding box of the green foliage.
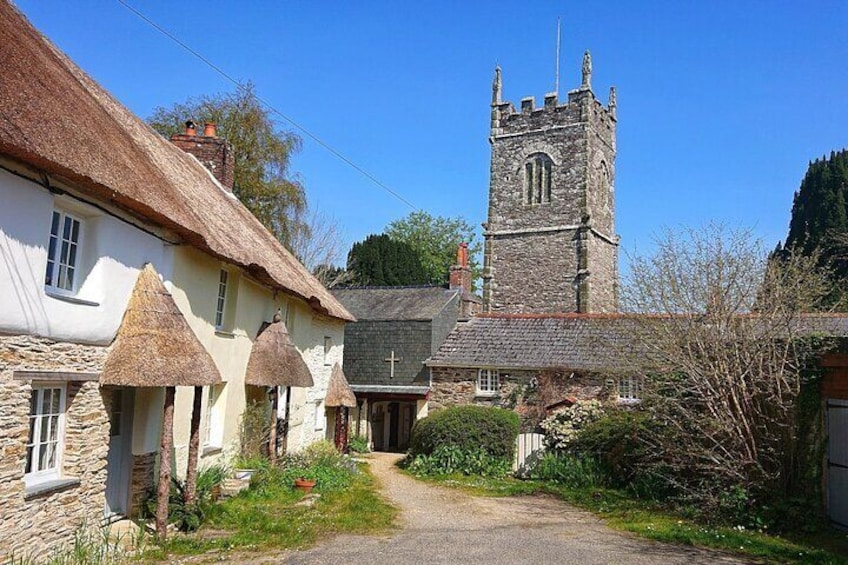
[252,440,356,494]
[782,149,848,308]
[526,452,605,489]
[238,400,270,461]
[346,233,428,286]
[409,405,520,460]
[406,445,512,478]
[348,435,370,454]
[147,83,306,247]
[142,464,228,533]
[8,524,133,565]
[386,211,482,287]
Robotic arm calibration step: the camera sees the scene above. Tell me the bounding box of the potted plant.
[294,477,317,493]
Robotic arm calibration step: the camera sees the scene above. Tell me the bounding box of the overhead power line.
[115,0,419,211]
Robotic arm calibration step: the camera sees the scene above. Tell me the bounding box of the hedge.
[409,405,520,460]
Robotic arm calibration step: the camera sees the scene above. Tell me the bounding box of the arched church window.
[523,153,553,204]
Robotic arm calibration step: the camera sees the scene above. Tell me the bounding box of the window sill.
[214,329,236,338]
[475,392,500,399]
[44,289,100,307]
[202,445,223,457]
[24,477,80,500]
[616,398,642,406]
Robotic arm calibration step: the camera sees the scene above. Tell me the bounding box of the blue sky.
[14,1,848,266]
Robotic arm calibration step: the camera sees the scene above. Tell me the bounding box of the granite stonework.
[483,60,619,314]
[129,451,156,518]
[429,367,613,431]
[0,335,110,559]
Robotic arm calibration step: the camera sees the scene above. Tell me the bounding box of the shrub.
[348,435,370,454]
[406,445,512,478]
[253,440,356,494]
[539,400,604,451]
[527,452,605,489]
[409,405,520,460]
[239,400,271,460]
[141,463,228,532]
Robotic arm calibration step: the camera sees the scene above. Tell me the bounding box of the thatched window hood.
[245,319,314,388]
[325,363,356,408]
[101,264,222,387]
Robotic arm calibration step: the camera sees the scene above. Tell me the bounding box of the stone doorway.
[104,388,134,520]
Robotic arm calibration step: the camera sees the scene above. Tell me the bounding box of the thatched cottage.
[0,2,353,558]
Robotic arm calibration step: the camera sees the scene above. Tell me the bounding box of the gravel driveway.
[276,452,743,565]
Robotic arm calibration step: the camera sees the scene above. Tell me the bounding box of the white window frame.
[617,375,642,404]
[45,209,83,294]
[203,384,225,449]
[476,368,500,396]
[215,269,228,329]
[24,383,67,488]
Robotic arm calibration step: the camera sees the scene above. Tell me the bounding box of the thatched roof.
[325,363,356,407]
[101,264,222,387]
[245,320,314,387]
[0,2,353,322]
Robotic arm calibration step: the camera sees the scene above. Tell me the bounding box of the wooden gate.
[827,399,848,527]
[514,432,545,473]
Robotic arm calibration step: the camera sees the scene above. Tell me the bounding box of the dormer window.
[45,210,82,293]
[523,153,553,204]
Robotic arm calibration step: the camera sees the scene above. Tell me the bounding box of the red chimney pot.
[203,122,217,137]
[184,120,197,136]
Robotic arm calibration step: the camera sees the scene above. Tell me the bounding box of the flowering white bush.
[539,399,604,451]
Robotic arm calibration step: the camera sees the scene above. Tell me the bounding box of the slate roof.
[0,2,352,321]
[331,286,459,321]
[426,313,848,372]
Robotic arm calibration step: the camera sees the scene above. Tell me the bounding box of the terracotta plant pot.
[294,478,317,493]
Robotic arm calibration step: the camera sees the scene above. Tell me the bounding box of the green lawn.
[408,472,848,565]
[139,463,397,562]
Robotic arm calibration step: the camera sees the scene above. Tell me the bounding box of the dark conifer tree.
[346,234,428,286]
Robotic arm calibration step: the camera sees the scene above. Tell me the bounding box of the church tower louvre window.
[524,153,553,205]
[482,51,620,315]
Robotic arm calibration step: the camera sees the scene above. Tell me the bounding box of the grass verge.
[139,463,396,562]
[406,471,848,565]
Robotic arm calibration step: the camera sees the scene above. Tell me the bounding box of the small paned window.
[45,210,82,292]
[477,369,500,396]
[25,385,66,484]
[617,376,642,403]
[323,336,332,365]
[215,270,228,329]
[524,154,553,205]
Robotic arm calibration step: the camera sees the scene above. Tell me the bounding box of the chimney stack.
[170,120,234,191]
[449,242,472,292]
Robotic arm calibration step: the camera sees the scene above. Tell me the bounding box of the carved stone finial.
[609,86,616,118]
[492,65,503,105]
[581,50,592,89]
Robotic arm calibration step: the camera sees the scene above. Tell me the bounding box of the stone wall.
[429,367,614,431]
[483,73,619,314]
[0,334,110,559]
[129,451,156,518]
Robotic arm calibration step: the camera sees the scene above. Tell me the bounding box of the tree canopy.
[780,149,848,308]
[346,234,428,286]
[385,211,481,287]
[148,83,306,248]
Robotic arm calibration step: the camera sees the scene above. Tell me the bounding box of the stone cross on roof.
[384,350,402,379]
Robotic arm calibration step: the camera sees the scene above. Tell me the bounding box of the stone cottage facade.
[0,3,352,558]
[483,52,619,314]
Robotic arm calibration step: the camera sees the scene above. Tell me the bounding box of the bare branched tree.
[623,224,837,508]
[288,206,354,288]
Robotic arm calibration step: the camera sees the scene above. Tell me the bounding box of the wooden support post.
[269,387,279,465]
[156,386,176,540]
[184,385,203,506]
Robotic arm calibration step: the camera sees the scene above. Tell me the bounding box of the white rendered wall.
[0,168,169,345]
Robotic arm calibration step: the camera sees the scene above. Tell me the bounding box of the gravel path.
[275,452,743,565]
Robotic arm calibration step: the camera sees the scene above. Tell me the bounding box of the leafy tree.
[148,83,306,247]
[346,234,428,286]
[385,211,481,287]
[782,149,848,308]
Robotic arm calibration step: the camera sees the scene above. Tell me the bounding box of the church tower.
[482,52,619,314]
